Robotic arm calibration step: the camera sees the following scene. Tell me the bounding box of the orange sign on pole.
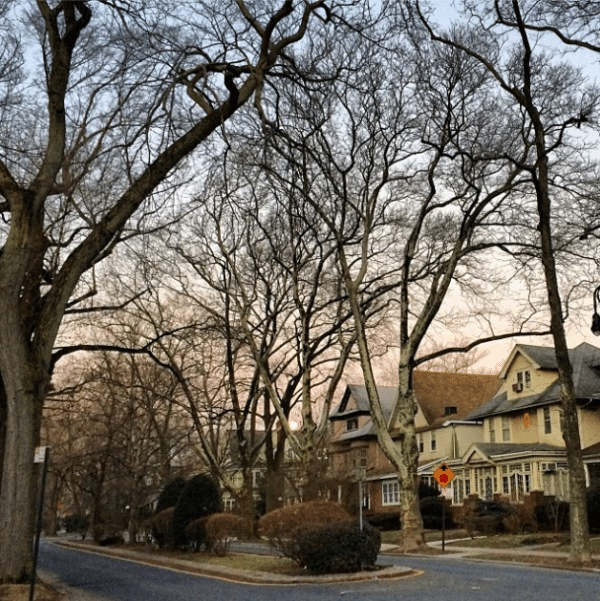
[433,462,455,489]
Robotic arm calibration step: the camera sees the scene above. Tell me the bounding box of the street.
[38,540,599,601]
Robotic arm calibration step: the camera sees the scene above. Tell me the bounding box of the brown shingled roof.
[413,371,502,428]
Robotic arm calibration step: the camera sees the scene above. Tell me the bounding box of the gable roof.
[467,342,600,420]
[498,344,558,378]
[463,442,565,464]
[330,372,501,440]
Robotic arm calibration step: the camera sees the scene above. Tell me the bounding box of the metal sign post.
[355,467,366,531]
[30,446,50,601]
[433,462,454,554]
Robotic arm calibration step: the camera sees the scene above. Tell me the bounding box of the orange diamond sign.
[433,462,455,489]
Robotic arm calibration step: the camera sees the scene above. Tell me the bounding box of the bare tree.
[255,17,558,551]
[0,0,354,580]
[413,0,600,564]
[44,350,192,542]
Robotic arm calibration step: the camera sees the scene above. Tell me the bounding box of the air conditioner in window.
[542,462,557,473]
[512,382,523,393]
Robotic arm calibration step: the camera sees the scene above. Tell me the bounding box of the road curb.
[53,540,420,585]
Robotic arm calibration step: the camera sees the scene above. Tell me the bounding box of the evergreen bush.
[172,473,221,548]
[292,521,381,574]
[419,496,451,530]
[586,487,600,532]
[155,477,187,514]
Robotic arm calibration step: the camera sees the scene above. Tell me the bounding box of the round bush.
[258,500,351,556]
[292,521,381,574]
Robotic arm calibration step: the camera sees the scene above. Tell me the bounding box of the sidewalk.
[411,536,600,562]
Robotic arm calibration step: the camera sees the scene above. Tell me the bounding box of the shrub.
[205,513,244,555]
[147,507,175,548]
[292,521,381,574]
[172,473,221,548]
[586,487,600,532]
[258,500,351,556]
[418,480,441,500]
[503,505,537,535]
[456,500,513,537]
[419,496,452,530]
[185,516,210,552]
[534,499,569,532]
[155,477,187,514]
[366,514,400,531]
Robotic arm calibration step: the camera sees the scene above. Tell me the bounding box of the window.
[382,481,400,505]
[444,406,457,416]
[543,407,552,434]
[517,370,532,389]
[453,478,464,505]
[346,418,358,431]
[503,468,531,501]
[418,435,424,453]
[502,416,510,441]
[431,430,436,452]
[223,496,236,512]
[488,419,496,443]
[353,448,367,468]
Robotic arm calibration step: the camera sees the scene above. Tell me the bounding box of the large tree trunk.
[0,369,45,582]
[394,382,424,552]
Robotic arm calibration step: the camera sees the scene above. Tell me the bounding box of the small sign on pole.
[34,446,48,464]
[433,461,454,553]
[433,462,455,488]
[30,446,50,601]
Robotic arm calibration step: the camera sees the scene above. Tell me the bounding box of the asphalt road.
[38,540,599,601]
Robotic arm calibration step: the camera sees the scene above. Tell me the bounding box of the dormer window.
[516,370,531,391]
[346,418,358,431]
[444,406,457,416]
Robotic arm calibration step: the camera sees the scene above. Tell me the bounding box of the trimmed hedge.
[292,521,381,574]
[186,513,244,555]
[258,500,351,557]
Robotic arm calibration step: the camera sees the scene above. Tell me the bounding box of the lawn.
[380,529,467,545]
[171,552,300,575]
[467,553,600,571]
[446,533,600,551]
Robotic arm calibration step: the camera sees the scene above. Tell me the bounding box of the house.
[445,343,600,503]
[328,371,501,516]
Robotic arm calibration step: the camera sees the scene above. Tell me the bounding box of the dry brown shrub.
[205,513,244,555]
[147,507,175,547]
[503,504,537,534]
[258,500,351,555]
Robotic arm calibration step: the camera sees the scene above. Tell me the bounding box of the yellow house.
[447,343,600,503]
[328,372,500,516]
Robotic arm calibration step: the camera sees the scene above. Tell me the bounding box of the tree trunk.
[0,382,42,582]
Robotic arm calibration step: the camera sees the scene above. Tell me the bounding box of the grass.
[467,553,600,570]
[380,529,467,545]
[171,552,300,575]
[0,583,63,601]
[546,537,600,554]
[445,533,550,548]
